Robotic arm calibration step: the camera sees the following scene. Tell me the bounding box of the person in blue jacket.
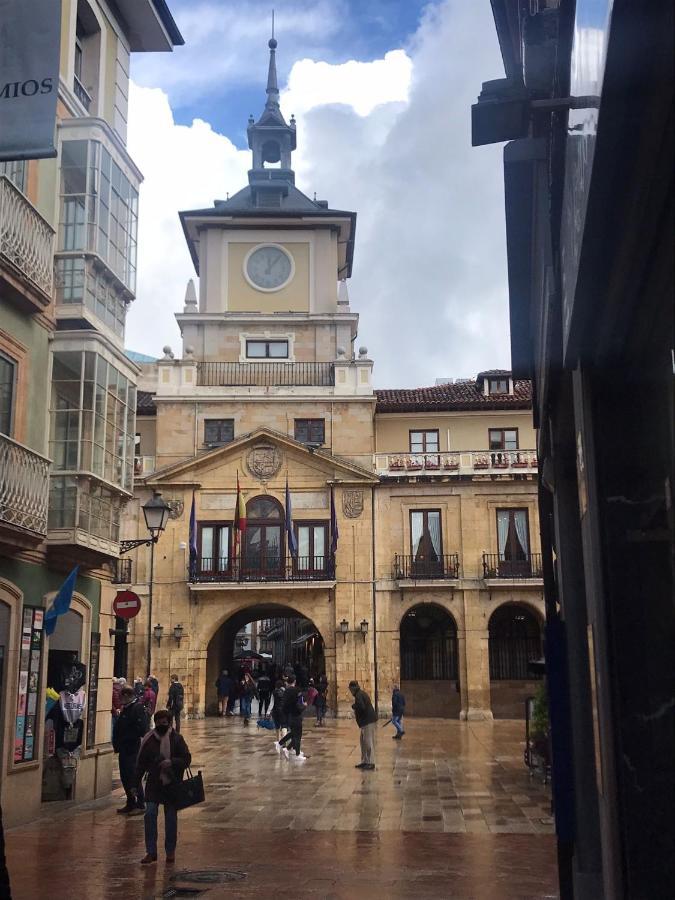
[391,686,406,739]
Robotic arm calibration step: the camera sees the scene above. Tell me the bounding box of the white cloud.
[126,0,509,387]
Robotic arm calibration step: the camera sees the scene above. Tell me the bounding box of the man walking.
[279,675,307,760]
[167,674,184,733]
[113,684,149,814]
[391,685,406,739]
[348,680,377,770]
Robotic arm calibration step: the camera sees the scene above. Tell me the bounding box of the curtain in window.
[314,527,325,567]
[219,526,230,569]
[428,512,442,558]
[411,512,424,557]
[200,527,213,571]
[497,510,510,556]
[298,526,309,560]
[513,510,529,557]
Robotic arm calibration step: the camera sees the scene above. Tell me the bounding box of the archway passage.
[488,603,543,719]
[400,603,460,718]
[205,604,327,716]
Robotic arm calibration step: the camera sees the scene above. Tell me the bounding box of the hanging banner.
[0,0,62,161]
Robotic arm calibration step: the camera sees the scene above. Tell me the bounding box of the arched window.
[488,604,542,680]
[400,604,458,680]
[244,496,284,577]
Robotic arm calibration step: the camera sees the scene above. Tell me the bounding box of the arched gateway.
[399,603,460,718]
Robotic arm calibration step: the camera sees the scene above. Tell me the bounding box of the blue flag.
[285,478,298,558]
[189,492,198,576]
[44,567,79,636]
[330,486,339,556]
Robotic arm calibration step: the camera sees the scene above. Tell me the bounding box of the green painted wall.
[0,558,101,632]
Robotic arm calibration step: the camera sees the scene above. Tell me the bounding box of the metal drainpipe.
[371,485,378,714]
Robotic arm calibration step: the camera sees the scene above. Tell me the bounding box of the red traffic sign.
[113,590,142,620]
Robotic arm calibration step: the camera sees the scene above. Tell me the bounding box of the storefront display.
[14,608,44,763]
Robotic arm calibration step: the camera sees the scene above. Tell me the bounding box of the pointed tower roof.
[254,37,286,127]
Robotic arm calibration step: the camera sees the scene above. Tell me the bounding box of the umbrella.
[233,650,265,661]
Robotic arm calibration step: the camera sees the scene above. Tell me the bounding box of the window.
[244,496,283,576]
[55,258,128,338]
[294,419,325,444]
[0,353,16,436]
[488,378,509,394]
[409,430,439,453]
[48,476,121,542]
[496,509,530,574]
[296,523,327,572]
[198,524,231,574]
[204,419,234,447]
[0,160,26,192]
[489,429,519,451]
[246,340,288,359]
[410,509,443,575]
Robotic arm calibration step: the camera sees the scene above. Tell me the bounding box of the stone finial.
[336,346,346,359]
[184,345,195,358]
[183,278,197,311]
[162,345,174,360]
[358,346,368,359]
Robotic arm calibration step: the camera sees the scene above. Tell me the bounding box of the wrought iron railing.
[0,433,50,535]
[393,553,460,580]
[196,361,335,387]
[374,450,538,475]
[482,553,543,579]
[73,75,92,111]
[112,558,133,584]
[190,554,335,583]
[0,175,54,300]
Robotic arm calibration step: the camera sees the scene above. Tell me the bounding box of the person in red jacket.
[143,679,157,717]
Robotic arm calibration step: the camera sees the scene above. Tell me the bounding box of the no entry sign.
[113,590,142,620]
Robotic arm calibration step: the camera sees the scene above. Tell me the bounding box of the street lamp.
[338,618,349,643]
[360,619,369,642]
[153,623,164,645]
[173,623,184,645]
[119,490,171,679]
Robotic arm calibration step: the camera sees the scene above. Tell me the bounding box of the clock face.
[245,245,293,291]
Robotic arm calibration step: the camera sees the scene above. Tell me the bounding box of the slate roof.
[137,391,157,415]
[375,380,532,412]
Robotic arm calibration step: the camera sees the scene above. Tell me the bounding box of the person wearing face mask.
[136,709,191,865]
[112,685,148,815]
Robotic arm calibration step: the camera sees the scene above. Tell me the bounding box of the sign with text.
[113,590,142,620]
[0,0,62,161]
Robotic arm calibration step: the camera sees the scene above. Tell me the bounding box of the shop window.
[294,419,325,444]
[204,419,234,447]
[0,353,16,436]
[14,607,45,763]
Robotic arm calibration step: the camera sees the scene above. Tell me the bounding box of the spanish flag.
[234,472,246,534]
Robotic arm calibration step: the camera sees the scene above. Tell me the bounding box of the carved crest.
[167,499,184,520]
[342,489,364,519]
[247,444,283,480]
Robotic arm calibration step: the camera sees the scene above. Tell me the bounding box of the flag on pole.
[44,567,80,637]
[188,491,198,578]
[233,473,246,566]
[285,477,298,558]
[330,486,339,556]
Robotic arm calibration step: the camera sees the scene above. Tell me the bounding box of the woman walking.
[239,672,256,725]
[315,674,328,727]
[136,708,191,865]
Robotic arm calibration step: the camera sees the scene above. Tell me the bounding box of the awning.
[291,630,318,647]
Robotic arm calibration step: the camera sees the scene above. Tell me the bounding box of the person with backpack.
[167,674,184,733]
[391,685,406,739]
[278,674,307,760]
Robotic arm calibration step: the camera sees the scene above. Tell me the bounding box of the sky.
[126,0,510,388]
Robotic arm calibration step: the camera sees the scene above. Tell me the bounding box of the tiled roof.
[137,391,156,415]
[375,380,532,412]
[476,369,512,377]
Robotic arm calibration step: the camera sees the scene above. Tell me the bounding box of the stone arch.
[398,601,460,718]
[488,601,544,719]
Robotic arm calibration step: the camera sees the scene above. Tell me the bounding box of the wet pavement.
[5,717,559,899]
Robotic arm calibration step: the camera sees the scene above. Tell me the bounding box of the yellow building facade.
[121,39,545,723]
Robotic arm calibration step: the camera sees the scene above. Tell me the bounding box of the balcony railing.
[197,361,335,387]
[393,553,460,580]
[482,553,543,579]
[375,450,538,476]
[0,433,50,536]
[190,554,335,583]
[0,175,54,301]
[73,75,92,111]
[112,558,133,584]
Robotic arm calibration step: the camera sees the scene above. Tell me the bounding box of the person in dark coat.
[271,678,287,747]
[256,671,272,716]
[136,708,191,865]
[315,674,328,727]
[278,675,307,760]
[349,680,377,770]
[112,685,148,814]
[215,670,234,716]
[167,674,184,733]
[391,686,406,739]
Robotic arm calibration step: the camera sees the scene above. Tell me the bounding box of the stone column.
[188,646,208,719]
[461,588,493,721]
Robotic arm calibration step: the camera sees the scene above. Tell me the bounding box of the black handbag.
[161,767,205,811]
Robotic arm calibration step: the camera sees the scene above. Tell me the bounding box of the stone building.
[121,39,545,722]
[0,0,182,825]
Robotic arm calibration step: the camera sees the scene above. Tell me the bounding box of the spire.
[266,37,279,109]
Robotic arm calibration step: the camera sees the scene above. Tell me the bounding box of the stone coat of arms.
[167,499,184,519]
[247,444,283,480]
[342,489,364,519]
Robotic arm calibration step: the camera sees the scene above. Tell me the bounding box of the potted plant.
[474,455,489,469]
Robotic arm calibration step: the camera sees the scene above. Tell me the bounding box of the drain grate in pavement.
[170,870,247,885]
[162,889,208,897]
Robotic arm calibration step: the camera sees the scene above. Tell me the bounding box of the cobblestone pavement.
[6,717,558,899]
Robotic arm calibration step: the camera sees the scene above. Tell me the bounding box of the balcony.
[197,362,335,388]
[374,450,538,477]
[482,553,543,580]
[111,558,133,584]
[0,175,55,310]
[393,553,460,580]
[189,554,336,586]
[73,75,92,111]
[0,433,50,542]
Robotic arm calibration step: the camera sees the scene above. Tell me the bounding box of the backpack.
[170,683,184,709]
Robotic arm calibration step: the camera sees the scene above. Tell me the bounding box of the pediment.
[144,427,377,488]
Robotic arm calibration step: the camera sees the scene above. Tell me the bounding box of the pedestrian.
[215,669,234,717]
[315,674,328,727]
[167,674,184,733]
[239,672,256,724]
[278,675,307,760]
[391,685,406,739]
[133,677,144,699]
[111,676,125,738]
[136,708,191,866]
[256,670,272,716]
[271,678,288,749]
[143,678,157,718]
[148,673,159,697]
[348,680,377,770]
[112,684,148,815]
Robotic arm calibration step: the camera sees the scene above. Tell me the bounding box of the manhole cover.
[162,889,207,898]
[170,870,247,885]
